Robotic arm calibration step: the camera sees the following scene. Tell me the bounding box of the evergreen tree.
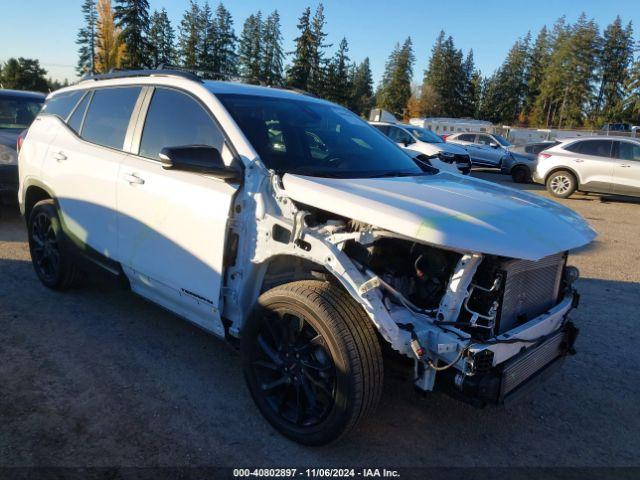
[350,57,374,116]
[148,8,175,68]
[239,12,264,84]
[210,3,238,79]
[0,58,49,92]
[461,50,479,118]
[261,10,285,86]
[76,0,97,75]
[593,17,634,123]
[95,0,125,73]
[199,2,214,71]
[287,7,314,90]
[420,32,466,117]
[324,37,351,106]
[178,1,201,69]
[309,3,329,95]
[523,26,551,119]
[114,0,150,69]
[626,48,640,122]
[376,37,414,117]
[488,34,530,123]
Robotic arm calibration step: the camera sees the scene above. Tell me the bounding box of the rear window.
[0,94,44,129]
[41,91,83,121]
[81,87,141,150]
[565,140,613,158]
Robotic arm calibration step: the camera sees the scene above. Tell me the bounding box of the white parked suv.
[370,121,471,174]
[19,69,596,445]
[534,137,640,198]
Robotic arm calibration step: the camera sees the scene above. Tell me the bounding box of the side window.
[388,127,413,144]
[139,88,225,160]
[618,142,640,162]
[67,92,91,133]
[41,90,84,120]
[477,135,493,145]
[458,134,474,142]
[372,124,389,135]
[566,140,613,158]
[82,87,141,150]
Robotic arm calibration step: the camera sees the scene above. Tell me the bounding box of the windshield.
[493,134,511,147]
[405,126,443,144]
[0,95,43,130]
[216,93,423,178]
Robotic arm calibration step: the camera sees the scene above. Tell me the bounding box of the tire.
[27,199,81,290]
[241,280,383,445]
[511,165,532,183]
[546,170,577,198]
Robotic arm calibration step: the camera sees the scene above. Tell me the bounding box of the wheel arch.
[23,181,55,222]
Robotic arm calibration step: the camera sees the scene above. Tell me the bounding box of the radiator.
[497,252,565,333]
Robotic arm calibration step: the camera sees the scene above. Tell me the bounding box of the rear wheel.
[511,165,532,183]
[241,280,383,445]
[546,170,577,198]
[28,199,81,290]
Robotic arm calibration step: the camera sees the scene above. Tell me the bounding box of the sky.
[1,0,639,85]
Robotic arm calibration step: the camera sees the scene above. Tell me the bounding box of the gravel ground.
[0,171,639,468]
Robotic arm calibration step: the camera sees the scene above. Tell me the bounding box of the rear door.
[116,86,239,336]
[612,140,640,197]
[42,86,142,259]
[563,140,615,193]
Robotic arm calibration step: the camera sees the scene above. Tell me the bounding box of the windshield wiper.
[363,171,434,178]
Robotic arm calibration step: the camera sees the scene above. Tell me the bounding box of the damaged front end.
[232,171,591,408]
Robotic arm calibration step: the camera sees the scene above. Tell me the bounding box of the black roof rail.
[80,68,202,83]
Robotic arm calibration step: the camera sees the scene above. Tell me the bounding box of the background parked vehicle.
[445,131,514,169]
[371,121,471,174]
[504,141,559,183]
[534,137,640,198]
[0,89,45,201]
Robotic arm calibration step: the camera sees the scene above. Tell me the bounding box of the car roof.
[203,80,327,103]
[559,136,640,144]
[0,89,46,100]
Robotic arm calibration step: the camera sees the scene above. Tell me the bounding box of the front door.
[116,87,239,336]
[613,140,640,197]
[474,134,504,167]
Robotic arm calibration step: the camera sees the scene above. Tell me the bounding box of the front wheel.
[241,280,383,445]
[511,165,532,183]
[546,170,577,198]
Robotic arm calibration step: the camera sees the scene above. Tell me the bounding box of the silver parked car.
[533,137,640,198]
[446,132,513,168]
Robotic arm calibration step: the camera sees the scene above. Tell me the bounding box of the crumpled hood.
[436,141,468,156]
[282,172,596,260]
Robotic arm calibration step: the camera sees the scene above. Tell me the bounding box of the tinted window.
[67,92,91,133]
[216,93,422,178]
[0,94,44,129]
[618,141,640,161]
[458,134,475,142]
[388,126,414,144]
[41,91,83,120]
[372,124,389,135]
[140,88,224,159]
[82,87,141,150]
[405,126,443,143]
[565,140,613,158]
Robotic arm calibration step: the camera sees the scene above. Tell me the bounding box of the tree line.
[72,0,375,117]
[3,1,639,127]
[379,15,640,128]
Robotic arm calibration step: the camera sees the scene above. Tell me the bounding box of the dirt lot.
[1,172,639,468]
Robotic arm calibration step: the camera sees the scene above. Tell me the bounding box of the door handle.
[123,173,145,185]
[53,151,67,162]
[619,164,631,168]
[572,158,584,163]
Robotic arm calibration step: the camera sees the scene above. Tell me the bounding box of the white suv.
[534,137,640,198]
[19,70,595,445]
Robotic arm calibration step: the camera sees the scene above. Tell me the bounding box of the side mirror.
[159,145,242,182]
[490,142,499,149]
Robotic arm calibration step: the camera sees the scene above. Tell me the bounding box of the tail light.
[538,153,551,160]
[17,130,27,153]
[441,134,450,141]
